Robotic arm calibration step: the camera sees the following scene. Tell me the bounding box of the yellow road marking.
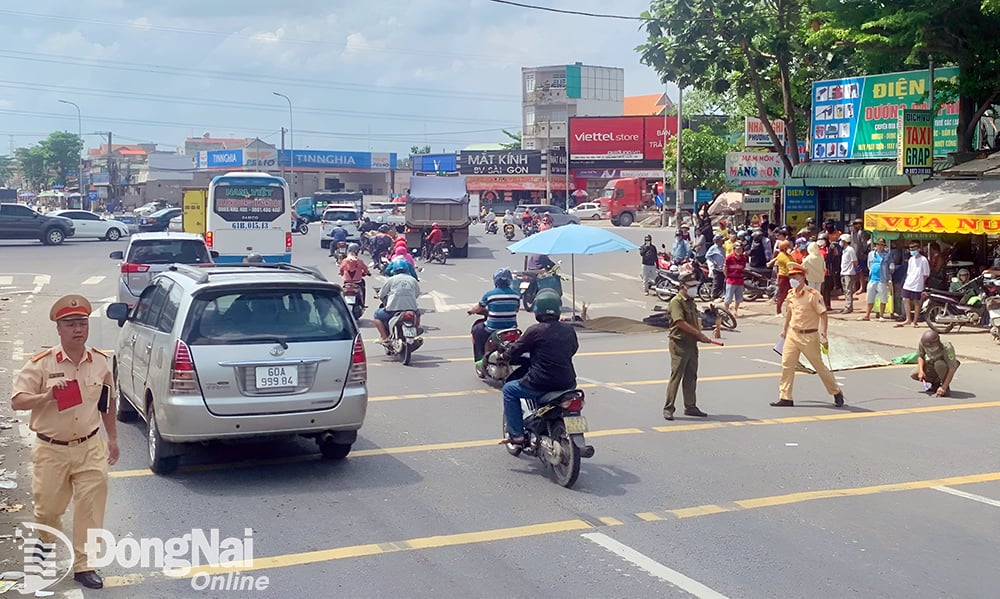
[110,470,1000,585]
[108,400,1000,480]
[421,343,776,364]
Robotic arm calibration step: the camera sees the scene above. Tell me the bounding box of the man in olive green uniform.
[11,295,119,590]
[911,329,959,397]
[663,273,721,420]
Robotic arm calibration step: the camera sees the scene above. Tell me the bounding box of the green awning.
[786,159,953,188]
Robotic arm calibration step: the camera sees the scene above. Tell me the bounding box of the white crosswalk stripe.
[0,276,12,285]
[582,273,615,282]
[81,275,106,285]
[610,272,636,280]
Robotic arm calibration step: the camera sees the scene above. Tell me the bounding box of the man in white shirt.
[897,241,931,328]
[838,237,858,314]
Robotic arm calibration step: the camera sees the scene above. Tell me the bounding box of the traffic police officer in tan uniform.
[11,295,119,589]
[770,264,846,408]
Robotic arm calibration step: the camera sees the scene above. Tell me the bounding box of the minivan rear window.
[184,288,355,345]
[323,210,358,222]
[127,240,212,264]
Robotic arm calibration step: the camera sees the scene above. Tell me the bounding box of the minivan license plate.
[563,416,588,434]
[255,366,298,389]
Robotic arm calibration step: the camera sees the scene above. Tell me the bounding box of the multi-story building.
[182,134,254,156]
[521,63,624,152]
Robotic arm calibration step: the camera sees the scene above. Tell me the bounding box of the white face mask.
[818,240,827,247]
[685,282,699,292]
[789,278,802,289]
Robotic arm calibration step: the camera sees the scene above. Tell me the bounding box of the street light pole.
[57,99,83,201]
[273,92,293,181]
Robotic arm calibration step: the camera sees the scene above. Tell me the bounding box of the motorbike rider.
[538,213,554,232]
[484,209,497,225]
[468,268,521,374]
[373,262,421,345]
[503,209,516,226]
[339,243,370,299]
[948,268,982,305]
[521,208,535,231]
[501,289,578,445]
[328,220,349,256]
[424,223,445,258]
[359,216,378,234]
[527,253,556,273]
[706,234,726,300]
[371,225,394,265]
[747,230,770,273]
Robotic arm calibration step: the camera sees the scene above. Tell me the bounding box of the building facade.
[521,63,624,153]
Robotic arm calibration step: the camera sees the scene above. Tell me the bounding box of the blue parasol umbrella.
[507,224,638,319]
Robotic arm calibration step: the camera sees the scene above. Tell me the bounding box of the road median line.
[104,469,1000,587]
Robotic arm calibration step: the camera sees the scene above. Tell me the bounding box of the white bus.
[206,172,292,263]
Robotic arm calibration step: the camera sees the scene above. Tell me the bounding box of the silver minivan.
[106,264,368,474]
[110,232,216,307]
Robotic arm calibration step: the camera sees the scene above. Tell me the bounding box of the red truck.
[598,178,654,227]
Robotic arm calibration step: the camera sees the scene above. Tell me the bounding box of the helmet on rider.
[505,209,512,215]
[347,243,360,255]
[336,220,343,226]
[713,234,725,243]
[493,268,513,288]
[378,224,390,233]
[957,268,970,279]
[394,246,408,256]
[533,289,562,321]
[432,223,440,229]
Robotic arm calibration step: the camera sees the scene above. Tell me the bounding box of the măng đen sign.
[896,109,933,175]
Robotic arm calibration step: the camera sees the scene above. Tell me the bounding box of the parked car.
[568,202,603,220]
[169,214,184,232]
[133,200,170,218]
[0,203,75,245]
[109,232,216,307]
[105,263,368,474]
[513,204,580,227]
[48,209,129,241]
[138,207,183,233]
[319,204,361,248]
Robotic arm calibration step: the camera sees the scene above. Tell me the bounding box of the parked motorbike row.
[923,273,1000,343]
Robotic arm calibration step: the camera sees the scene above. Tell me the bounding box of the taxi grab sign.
[896,109,933,175]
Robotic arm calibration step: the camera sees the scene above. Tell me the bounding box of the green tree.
[15,147,47,191]
[499,129,522,150]
[811,0,1000,152]
[40,131,83,183]
[640,0,832,173]
[409,145,431,155]
[0,155,14,187]
[663,125,735,192]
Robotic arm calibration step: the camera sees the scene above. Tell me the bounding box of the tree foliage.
[0,155,14,187]
[15,147,47,190]
[640,0,833,173]
[812,0,1000,152]
[663,125,736,192]
[499,129,522,151]
[40,131,83,181]
[409,145,431,155]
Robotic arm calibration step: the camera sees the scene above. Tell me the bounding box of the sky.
[0,1,671,157]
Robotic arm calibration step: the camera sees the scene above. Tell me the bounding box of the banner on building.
[458,150,542,175]
[725,152,784,187]
[896,109,933,175]
[784,186,817,231]
[745,118,786,148]
[568,116,678,168]
[810,67,960,161]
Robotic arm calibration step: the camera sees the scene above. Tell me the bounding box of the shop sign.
[742,191,774,212]
[205,149,243,168]
[896,109,933,175]
[568,116,677,167]
[725,152,784,187]
[745,118,786,148]
[810,67,959,161]
[545,149,567,176]
[864,212,1000,235]
[244,146,278,169]
[465,175,569,191]
[784,186,817,231]
[458,150,542,175]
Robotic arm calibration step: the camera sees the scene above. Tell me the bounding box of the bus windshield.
[206,173,291,264]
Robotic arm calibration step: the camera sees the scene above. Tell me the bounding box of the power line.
[0,80,514,126]
[485,0,645,20]
[0,50,519,103]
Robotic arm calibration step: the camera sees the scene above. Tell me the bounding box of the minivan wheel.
[147,404,180,475]
[319,440,352,460]
[43,228,65,245]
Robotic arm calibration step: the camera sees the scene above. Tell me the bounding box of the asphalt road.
[1,226,999,599]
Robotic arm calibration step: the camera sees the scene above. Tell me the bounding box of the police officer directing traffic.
[663,272,722,420]
[11,295,118,590]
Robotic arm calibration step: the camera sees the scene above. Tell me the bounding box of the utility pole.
[58,99,83,195]
[107,131,114,208]
[675,86,684,228]
[545,120,552,204]
[279,127,287,179]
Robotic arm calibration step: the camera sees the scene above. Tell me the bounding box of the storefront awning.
[863,178,1000,234]
[786,159,951,188]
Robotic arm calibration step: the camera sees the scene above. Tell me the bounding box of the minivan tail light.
[205,231,213,248]
[121,263,150,274]
[347,334,366,384]
[170,340,199,394]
